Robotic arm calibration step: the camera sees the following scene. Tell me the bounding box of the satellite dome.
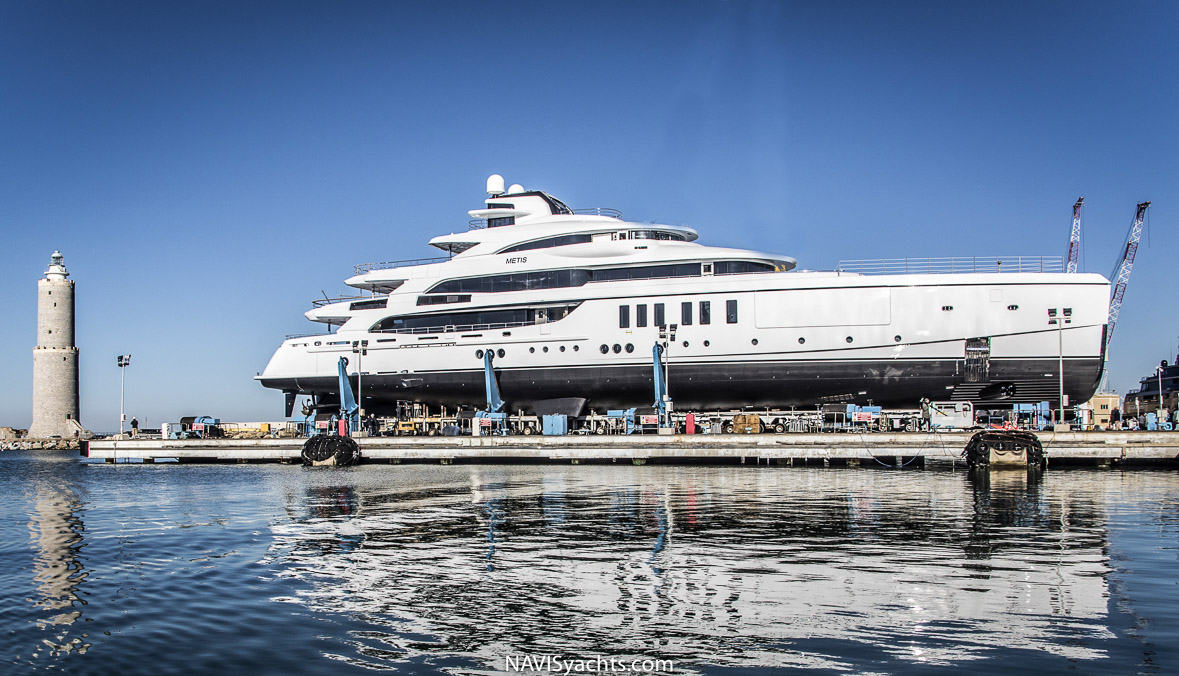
[508,183,525,194]
[486,174,505,196]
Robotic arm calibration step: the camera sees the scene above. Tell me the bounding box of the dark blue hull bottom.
[262,357,1105,415]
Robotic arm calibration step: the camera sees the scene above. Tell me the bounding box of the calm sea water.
[2,450,1178,675]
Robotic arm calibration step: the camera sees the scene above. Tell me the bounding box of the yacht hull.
[261,355,1105,414]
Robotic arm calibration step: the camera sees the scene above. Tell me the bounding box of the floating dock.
[84,431,1179,466]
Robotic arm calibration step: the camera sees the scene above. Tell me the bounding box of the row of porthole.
[529,345,578,354]
[600,340,712,354]
[476,345,583,359]
[786,335,903,345]
[478,336,908,359]
[593,336,907,350]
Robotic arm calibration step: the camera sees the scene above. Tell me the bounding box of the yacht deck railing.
[374,321,528,335]
[836,256,1064,275]
[310,294,387,309]
[354,257,451,275]
[572,207,623,218]
[468,207,621,231]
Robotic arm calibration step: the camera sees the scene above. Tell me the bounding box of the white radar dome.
[508,183,525,194]
[486,174,505,196]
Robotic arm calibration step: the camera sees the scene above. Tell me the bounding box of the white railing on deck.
[836,256,1064,275]
[354,257,451,275]
[572,207,623,218]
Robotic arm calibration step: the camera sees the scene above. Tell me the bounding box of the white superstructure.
[259,176,1110,416]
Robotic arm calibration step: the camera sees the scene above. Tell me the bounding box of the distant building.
[1123,352,1179,418]
[27,251,83,439]
[1081,392,1120,429]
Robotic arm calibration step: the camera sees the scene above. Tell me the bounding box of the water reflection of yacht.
[258,175,1110,416]
[265,468,1113,670]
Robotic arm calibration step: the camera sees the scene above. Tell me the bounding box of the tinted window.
[654,303,665,326]
[593,263,700,282]
[681,302,693,326]
[630,230,690,241]
[373,304,579,333]
[699,301,711,325]
[499,233,593,254]
[715,261,775,275]
[428,269,592,294]
[636,304,648,328]
[726,300,738,324]
[416,294,471,306]
[619,305,630,329]
[427,263,702,294]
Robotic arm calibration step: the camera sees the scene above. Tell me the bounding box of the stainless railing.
[835,256,1064,275]
[310,294,387,309]
[468,207,621,231]
[572,207,623,218]
[354,257,451,275]
[374,321,528,335]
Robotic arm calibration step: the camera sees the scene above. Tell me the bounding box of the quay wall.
[84,431,1179,465]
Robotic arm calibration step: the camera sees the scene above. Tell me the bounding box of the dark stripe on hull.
[262,358,1105,414]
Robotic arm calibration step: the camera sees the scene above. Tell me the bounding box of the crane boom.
[1106,201,1150,350]
[1066,197,1084,273]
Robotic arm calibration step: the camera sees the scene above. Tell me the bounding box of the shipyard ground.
[83,431,1179,466]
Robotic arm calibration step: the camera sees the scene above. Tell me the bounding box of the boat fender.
[301,435,361,467]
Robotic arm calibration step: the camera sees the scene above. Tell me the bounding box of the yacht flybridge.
[259,175,1111,417]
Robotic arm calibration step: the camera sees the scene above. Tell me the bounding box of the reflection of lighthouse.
[28,251,82,439]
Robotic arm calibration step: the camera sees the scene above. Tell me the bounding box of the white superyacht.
[258,175,1110,417]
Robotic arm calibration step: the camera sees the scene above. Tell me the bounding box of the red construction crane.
[1066,197,1084,273]
[1106,201,1150,350]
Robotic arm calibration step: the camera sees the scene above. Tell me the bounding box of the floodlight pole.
[1048,309,1071,426]
[117,354,131,437]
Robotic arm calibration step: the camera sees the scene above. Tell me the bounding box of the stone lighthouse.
[28,251,82,439]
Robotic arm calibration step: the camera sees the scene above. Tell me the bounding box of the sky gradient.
[2,1,1177,432]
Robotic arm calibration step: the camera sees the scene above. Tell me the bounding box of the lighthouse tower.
[28,251,81,439]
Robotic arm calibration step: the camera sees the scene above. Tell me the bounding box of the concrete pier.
[84,431,1179,465]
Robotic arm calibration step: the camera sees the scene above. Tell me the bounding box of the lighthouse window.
[619,305,630,329]
[681,302,693,326]
[636,304,648,327]
[726,300,739,324]
[699,301,711,325]
[654,303,665,326]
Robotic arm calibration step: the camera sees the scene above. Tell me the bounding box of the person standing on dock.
[130,417,139,438]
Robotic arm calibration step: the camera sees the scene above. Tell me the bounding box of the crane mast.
[1106,201,1151,350]
[1066,197,1084,273]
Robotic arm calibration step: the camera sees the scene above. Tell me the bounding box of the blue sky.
[1,1,1176,432]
